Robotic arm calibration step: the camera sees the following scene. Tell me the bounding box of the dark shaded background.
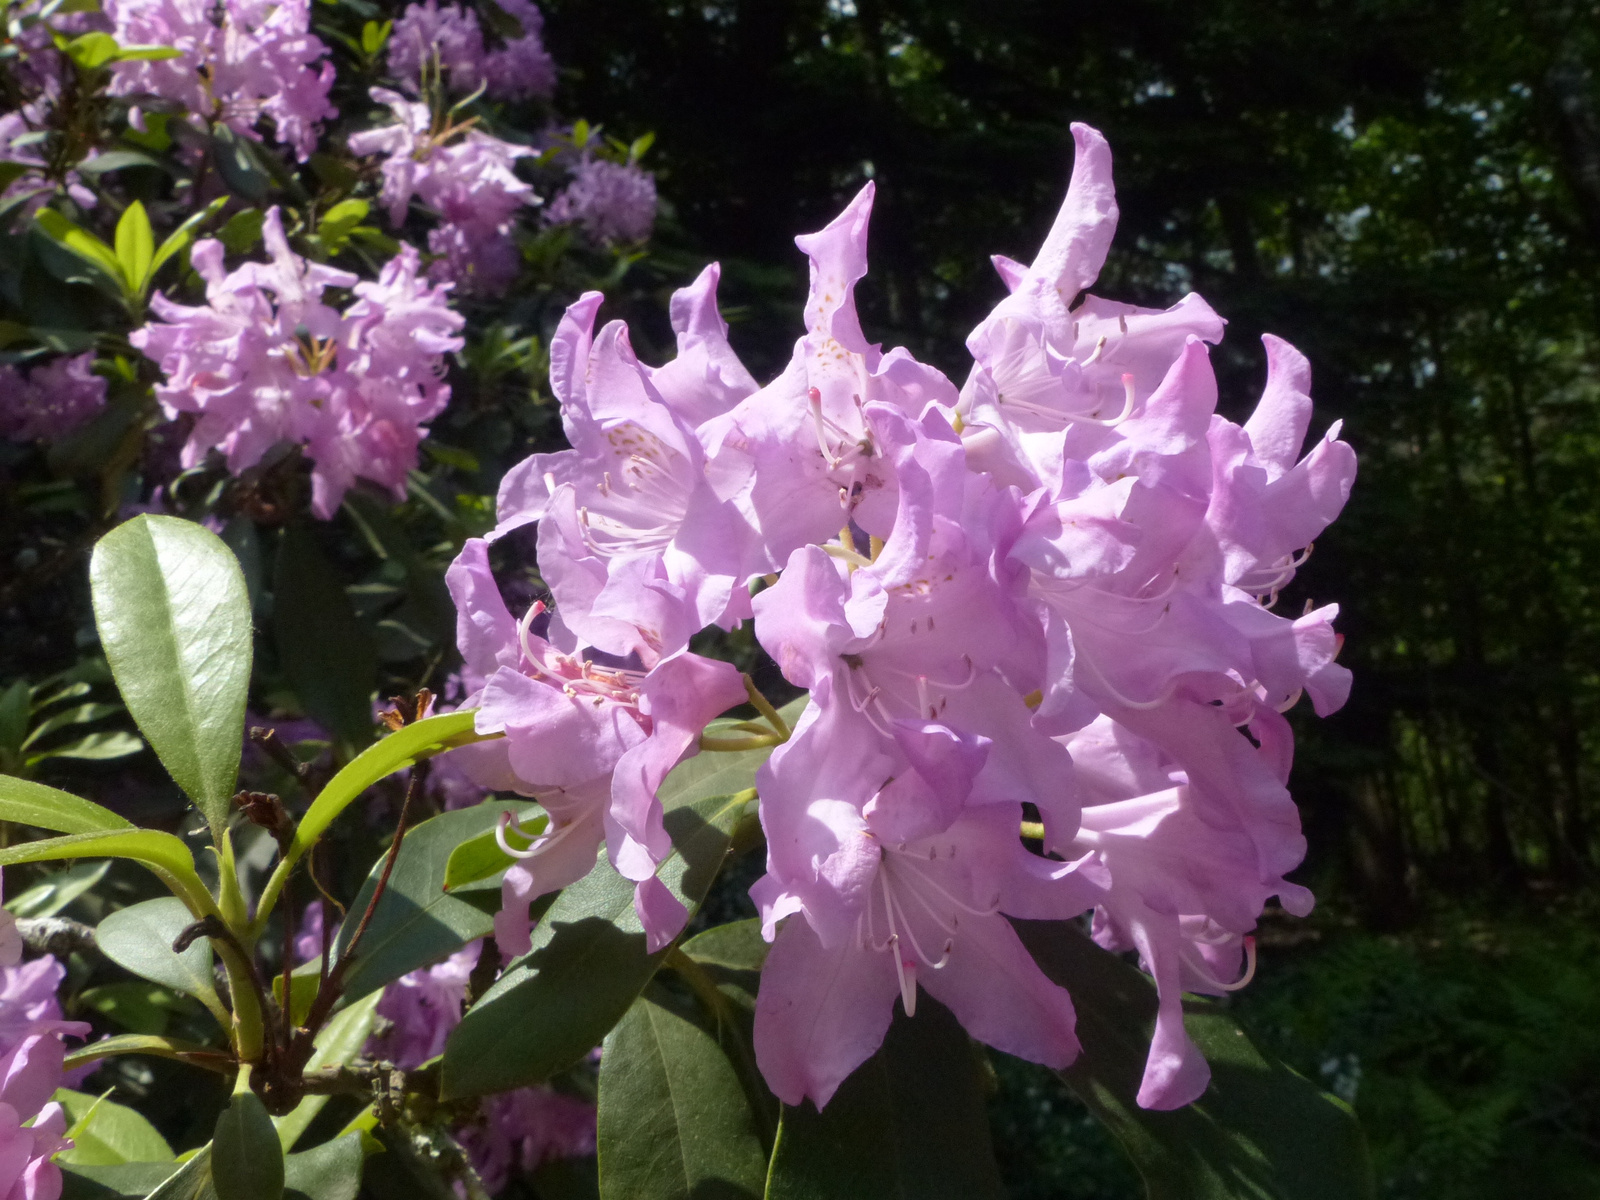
[538,2,1600,1194]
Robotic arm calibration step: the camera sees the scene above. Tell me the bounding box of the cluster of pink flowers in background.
[131,208,464,518]
[106,0,336,161]
[387,0,556,102]
[0,354,107,444]
[0,893,89,1199]
[445,123,1357,1113]
[544,155,658,245]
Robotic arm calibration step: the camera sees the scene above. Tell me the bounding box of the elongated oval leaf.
[272,526,376,755]
[284,1135,364,1200]
[0,829,213,916]
[443,815,544,892]
[598,982,768,1200]
[764,996,1006,1200]
[0,776,134,834]
[96,897,221,1011]
[213,1088,285,1200]
[91,515,252,841]
[64,1034,232,1074]
[56,1087,176,1165]
[441,788,753,1099]
[333,802,534,1001]
[114,201,153,294]
[1015,921,1375,1200]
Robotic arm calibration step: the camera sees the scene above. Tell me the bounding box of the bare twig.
[17,916,97,958]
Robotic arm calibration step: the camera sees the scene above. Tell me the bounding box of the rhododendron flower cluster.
[131,208,464,518]
[443,122,1357,1114]
[387,0,556,102]
[105,0,336,160]
[0,353,107,443]
[349,88,537,295]
[544,155,658,245]
[0,891,88,1199]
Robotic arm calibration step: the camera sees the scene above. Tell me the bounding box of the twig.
[16,916,97,958]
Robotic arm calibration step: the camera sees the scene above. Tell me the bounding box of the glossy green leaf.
[21,701,122,749]
[598,981,768,1200]
[6,860,111,918]
[334,802,534,1002]
[113,44,183,61]
[56,1087,176,1164]
[678,919,778,1148]
[656,695,807,809]
[96,897,223,1017]
[61,1161,189,1200]
[28,730,144,764]
[213,1087,286,1200]
[78,981,195,1035]
[148,196,228,285]
[274,991,383,1151]
[441,787,754,1099]
[147,1147,214,1200]
[0,680,29,762]
[34,207,124,287]
[77,150,166,176]
[90,515,252,841]
[763,996,1006,1200]
[0,829,213,916]
[285,1135,364,1200]
[442,814,542,892]
[63,31,120,68]
[114,202,153,296]
[272,525,377,754]
[63,1034,231,1074]
[0,776,134,834]
[1016,921,1375,1200]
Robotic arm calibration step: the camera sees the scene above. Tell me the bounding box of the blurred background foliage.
[535,0,1600,1195]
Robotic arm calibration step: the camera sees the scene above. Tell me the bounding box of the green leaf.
[359,19,391,56]
[763,996,1006,1200]
[56,1087,176,1165]
[114,201,153,293]
[148,195,228,286]
[0,776,135,834]
[21,702,123,749]
[210,124,273,203]
[1015,921,1375,1200]
[6,860,112,918]
[64,1033,231,1074]
[112,44,183,61]
[96,897,224,1017]
[90,515,252,842]
[0,829,213,916]
[655,694,807,809]
[218,208,266,255]
[273,992,382,1151]
[678,919,777,1147]
[77,150,166,177]
[272,525,376,755]
[285,1135,364,1200]
[34,207,125,288]
[146,1147,215,1200]
[333,801,535,1001]
[213,1087,286,1200]
[27,730,144,764]
[441,787,754,1100]
[597,981,769,1200]
[285,713,489,862]
[0,680,29,762]
[61,1161,182,1199]
[63,31,120,68]
[78,981,190,1035]
[315,199,369,256]
[442,815,542,892]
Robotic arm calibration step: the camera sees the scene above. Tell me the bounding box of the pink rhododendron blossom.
[544,156,657,244]
[386,0,555,101]
[106,0,336,161]
[446,538,746,954]
[131,208,463,517]
[0,354,106,443]
[349,88,535,295]
[443,121,1356,1116]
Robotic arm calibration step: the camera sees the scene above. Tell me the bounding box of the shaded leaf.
[333,802,535,1002]
[285,1135,365,1200]
[61,1161,186,1200]
[90,515,252,841]
[64,1034,231,1074]
[1016,921,1375,1200]
[0,829,212,916]
[597,981,768,1200]
[272,525,376,755]
[274,992,383,1151]
[441,788,753,1099]
[5,860,112,918]
[214,1088,286,1200]
[763,996,1005,1200]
